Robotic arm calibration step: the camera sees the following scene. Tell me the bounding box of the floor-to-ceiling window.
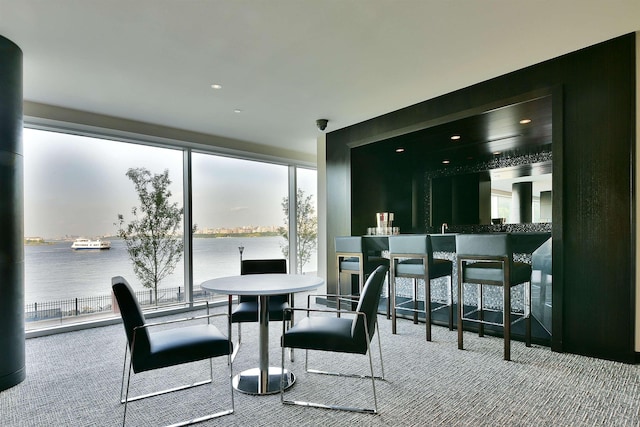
[23,128,316,332]
[23,128,184,329]
[191,152,288,283]
[294,167,318,274]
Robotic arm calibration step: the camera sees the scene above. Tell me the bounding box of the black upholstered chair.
[389,234,453,341]
[230,259,291,359]
[280,265,388,414]
[456,234,532,361]
[112,276,234,426]
[335,236,389,313]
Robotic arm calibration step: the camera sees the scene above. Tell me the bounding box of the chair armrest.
[134,311,229,331]
[283,307,369,325]
[284,307,358,316]
[304,293,359,309]
[141,299,213,314]
[306,293,364,300]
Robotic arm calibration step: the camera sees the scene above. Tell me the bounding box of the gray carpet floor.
[2,304,640,426]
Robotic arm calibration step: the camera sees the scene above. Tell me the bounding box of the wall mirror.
[350,93,554,231]
[489,164,552,224]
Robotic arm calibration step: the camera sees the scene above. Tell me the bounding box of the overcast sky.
[23,128,315,239]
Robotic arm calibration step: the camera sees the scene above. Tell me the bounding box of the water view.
[24,236,316,306]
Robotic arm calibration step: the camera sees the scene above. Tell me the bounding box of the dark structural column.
[0,35,24,391]
[511,182,533,223]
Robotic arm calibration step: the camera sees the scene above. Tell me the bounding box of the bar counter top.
[364,231,551,254]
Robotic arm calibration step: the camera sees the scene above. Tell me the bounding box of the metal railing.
[25,285,215,323]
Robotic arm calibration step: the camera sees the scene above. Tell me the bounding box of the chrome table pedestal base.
[233,367,294,395]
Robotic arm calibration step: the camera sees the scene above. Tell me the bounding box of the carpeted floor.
[2,303,640,426]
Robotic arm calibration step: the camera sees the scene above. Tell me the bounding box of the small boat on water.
[71,238,111,250]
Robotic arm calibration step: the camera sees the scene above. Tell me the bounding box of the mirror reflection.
[491,173,552,224]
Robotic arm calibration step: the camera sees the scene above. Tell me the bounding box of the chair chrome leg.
[120,342,129,403]
[282,316,382,414]
[448,275,454,331]
[503,282,511,361]
[364,320,379,414]
[525,280,532,347]
[375,319,385,380]
[289,293,295,362]
[391,266,397,335]
[478,283,484,337]
[412,278,418,324]
[386,274,391,319]
[457,263,464,350]
[122,356,134,426]
[228,323,242,363]
[280,334,286,405]
[228,296,241,363]
[228,350,235,415]
[424,277,432,341]
[121,357,233,427]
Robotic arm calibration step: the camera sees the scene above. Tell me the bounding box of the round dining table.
[201,273,324,395]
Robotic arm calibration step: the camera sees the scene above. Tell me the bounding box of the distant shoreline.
[25,232,282,245]
[24,239,54,246]
[194,232,280,238]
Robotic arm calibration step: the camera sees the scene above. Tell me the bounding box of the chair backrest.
[388,234,435,267]
[335,236,364,254]
[241,258,287,275]
[352,265,388,343]
[112,276,151,365]
[455,234,512,258]
[240,259,287,303]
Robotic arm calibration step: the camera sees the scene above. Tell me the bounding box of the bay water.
[24,236,316,306]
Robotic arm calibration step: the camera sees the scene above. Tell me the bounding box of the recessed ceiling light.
[395,148,405,153]
[493,151,501,155]
[211,84,222,89]
[519,118,532,124]
[234,109,242,113]
[442,160,450,164]
[450,135,461,141]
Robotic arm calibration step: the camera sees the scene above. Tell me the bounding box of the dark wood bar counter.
[361,232,552,345]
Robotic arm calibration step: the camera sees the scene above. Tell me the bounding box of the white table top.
[200,273,324,296]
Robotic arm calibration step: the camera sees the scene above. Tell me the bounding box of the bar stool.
[389,234,453,341]
[335,236,388,312]
[456,234,532,361]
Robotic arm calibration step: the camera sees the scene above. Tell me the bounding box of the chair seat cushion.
[282,316,367,354]
[231,299,291,322]
[462,261,531,285]
[340,259,360,272]
[396,258,452,279]
[341,256,389,273]
[135,324,231,373]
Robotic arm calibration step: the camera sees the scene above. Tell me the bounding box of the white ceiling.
[1,1,639,159]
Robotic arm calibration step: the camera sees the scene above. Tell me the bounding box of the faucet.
[441,223,448,234]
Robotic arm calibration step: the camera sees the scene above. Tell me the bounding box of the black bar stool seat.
[456,233,532,361]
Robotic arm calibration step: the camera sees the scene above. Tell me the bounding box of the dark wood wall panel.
[326,33,636,363]
[351,148,414,235]
[326,137,351,290]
